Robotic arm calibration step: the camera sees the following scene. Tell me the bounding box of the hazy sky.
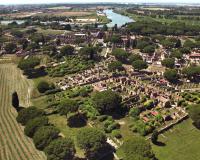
[0,0,200,4]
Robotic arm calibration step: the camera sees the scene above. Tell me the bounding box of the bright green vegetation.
[153,119,200,160]
[47,56,94,77]
[117,10,200,26]
[48,114,86,157]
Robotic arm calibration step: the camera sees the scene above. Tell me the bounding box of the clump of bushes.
[103,117,120,133]
[37,80,55,93]
[112,130,122,139]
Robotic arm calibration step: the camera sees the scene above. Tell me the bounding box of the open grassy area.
[152,119,200,160]
[48,114,87,158]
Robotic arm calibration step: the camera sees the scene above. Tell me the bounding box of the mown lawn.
[152,119,200,160]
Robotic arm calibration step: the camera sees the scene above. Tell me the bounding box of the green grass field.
[153,119,200,160]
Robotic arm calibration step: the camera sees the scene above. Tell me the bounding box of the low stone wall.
[147,114,189,139]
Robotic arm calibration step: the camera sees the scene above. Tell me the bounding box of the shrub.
[37,81,54,93]
[112,130,122,139]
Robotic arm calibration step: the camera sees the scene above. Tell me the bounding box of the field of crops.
[0,62,46,160]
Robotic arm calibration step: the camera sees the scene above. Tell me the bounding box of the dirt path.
[0,62,46,160]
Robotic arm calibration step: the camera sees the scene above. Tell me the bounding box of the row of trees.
[15,104,76,160]
[128,21,200,36]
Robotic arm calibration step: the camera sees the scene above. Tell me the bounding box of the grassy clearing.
[152,119,200,160]
[48,114,87,158]
[0,61,46,160]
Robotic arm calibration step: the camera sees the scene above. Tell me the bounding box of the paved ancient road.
[0,62,46,160]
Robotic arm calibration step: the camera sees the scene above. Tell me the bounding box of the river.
[103,9,135,27]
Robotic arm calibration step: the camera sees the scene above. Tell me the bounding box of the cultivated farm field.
[0,62,46,160]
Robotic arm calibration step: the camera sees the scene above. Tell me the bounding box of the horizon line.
[1,2,200,5]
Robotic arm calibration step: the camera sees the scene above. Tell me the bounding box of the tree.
[108,61,124,72]
[18,57,40,71]
[142,45,155,55]
[4,43,17,54]
[44,138,76,160]
[12,91,19,110]
[18,38,29,50]
[171,50,183,59]
[30,33,45,45]
[129,54,142,63]
[102,24,108,31]
[60,45,74,56]
[110,35,121,44]
[184,39,196,49]
[129,108,141,118]
[151,130,159,144]
[16,107,45,125]
[58,99,79,116]
[161,58,175,68]
[118,137,155,160]
[77,128,107,159]
[92,90,122,114]
[37,81,54,93]
[182,65,200,80]
[67,112,87,128]
[79,46,97,60]
[132,60,148,71]
[112,48,128,63]
[33,126,60,150]
[113,24,118,31]
[24,116,49,137]
[64,24,71,30]
[188,104,200,129]
[164,69,179,83]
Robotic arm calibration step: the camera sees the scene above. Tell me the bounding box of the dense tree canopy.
[37,81,54,93]
[118,137,155,160]
[33,126,60,150]
[16,107,45,125]
[161,58,175,68]
[182,65,200,79]
[108,61,124,72]
[92,90,122,114]
[18,57,40,71]
[164,69,179,83]
[44,138,76,160]
[58,99,79,116]
[4,43,17,53]
[24,116,49,137]
[127,21,200,36]
[129,54,143,63]
[77,128,107,159]
[188,104,200,129]
[112,48,129,63]
[132,60,148,71]
[79,46,98,60]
